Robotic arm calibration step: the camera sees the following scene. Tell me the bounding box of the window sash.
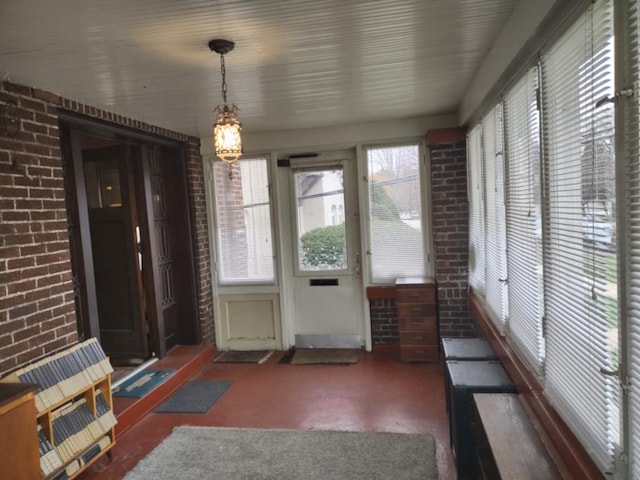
[365,144,426,283]
[468,125,486,294]
[482,105,508,328]
[626,0,640,476]
[214,157,276,284]
[540,0,618,471]
[504,66,545,373]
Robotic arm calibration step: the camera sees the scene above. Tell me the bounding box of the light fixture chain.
[220,53,228,105]
[210,38,242,166]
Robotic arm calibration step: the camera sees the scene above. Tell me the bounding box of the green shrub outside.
[300,184,400,268]
[300,224,346,268]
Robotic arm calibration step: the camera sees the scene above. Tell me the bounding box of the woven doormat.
[290,348,361,365]
[214,350,273,364]
[155,380,232,414]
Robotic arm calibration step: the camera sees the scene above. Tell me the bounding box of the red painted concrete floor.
[81,348,456,480]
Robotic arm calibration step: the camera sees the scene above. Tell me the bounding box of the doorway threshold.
[111,357,159,390]
[295,334,361,349]
[111,344,214,438]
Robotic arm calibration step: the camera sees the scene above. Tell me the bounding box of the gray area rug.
[290,348,361,365]
[123,426,437,480]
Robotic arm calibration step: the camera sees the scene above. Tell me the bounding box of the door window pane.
[366,144,425,283]
[84,156,122,208]
[214,158,275,284]
[294,167,347,272]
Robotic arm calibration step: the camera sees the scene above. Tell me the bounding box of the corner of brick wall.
[0,80,214,375]
[183,140,214,344]
[428,132,477,338]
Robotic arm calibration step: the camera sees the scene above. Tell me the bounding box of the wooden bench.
[473,393,563,480]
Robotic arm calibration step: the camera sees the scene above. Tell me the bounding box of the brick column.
[427,128,477,337]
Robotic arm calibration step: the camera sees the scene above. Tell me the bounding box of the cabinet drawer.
[398,315,436,332]
[396,287,436,304]
[400,345,439,362]
[400,330,438,346]
[397,302,437,317]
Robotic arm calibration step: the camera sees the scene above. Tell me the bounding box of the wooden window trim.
[366,286,396,300]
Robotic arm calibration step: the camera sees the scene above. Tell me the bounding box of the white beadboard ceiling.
[0,0,516,138]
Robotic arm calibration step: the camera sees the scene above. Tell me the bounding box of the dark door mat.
[155,380,233,413]
[113,369,175,398]
[290,348,361,365]
[214,350,273,364]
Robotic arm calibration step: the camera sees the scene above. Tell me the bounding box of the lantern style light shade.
[209,38,243,164]
[214,105,243,163]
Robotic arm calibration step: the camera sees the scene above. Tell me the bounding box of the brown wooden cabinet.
[0,384,40,480]
[396,277,438,362]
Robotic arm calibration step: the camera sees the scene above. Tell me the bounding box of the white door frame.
[275,148,368,349]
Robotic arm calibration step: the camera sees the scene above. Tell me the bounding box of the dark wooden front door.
[61,118,199,362]
[83,146,148,360]
[138,146,198,355]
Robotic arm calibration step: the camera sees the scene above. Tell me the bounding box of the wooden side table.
[0,383,40,480]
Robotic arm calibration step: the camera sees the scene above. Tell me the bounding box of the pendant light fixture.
[209,39,243,164]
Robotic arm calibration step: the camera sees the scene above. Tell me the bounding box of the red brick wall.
[0,81,213,375]
[427,130,477,337]
[214,162,248,280]
[370,298,399,345]
[183,142,214,344]
[0,82,77,374]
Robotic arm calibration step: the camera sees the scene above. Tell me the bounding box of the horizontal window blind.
[541,0,619,471]
[503,67,545,373]
[468,125,486,294]
[365,145,425,283]
[214,157,275,284]
[627,0,640,476]
[482,105,508,328]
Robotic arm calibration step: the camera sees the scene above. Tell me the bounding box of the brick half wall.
[370,298,398,345]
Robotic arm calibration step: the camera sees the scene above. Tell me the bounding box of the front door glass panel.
[293,167,347,272]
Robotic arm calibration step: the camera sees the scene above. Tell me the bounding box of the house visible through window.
[293,167,347,272]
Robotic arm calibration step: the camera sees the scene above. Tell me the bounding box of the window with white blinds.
[467,125,486,294]
[540,0,619,471]
[503,67,545,373]
[482,105,508,328]
[365,144,425,283]
[214,157,275,284]
[626,0,640,477]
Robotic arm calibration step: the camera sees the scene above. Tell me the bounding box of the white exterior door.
[280,151,364,348]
